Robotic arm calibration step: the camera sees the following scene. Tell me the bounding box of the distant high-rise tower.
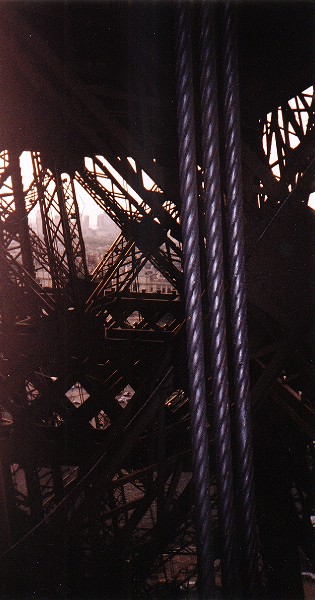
[35,209,43,236]
[82,214,90,232]
[97,213,106,229]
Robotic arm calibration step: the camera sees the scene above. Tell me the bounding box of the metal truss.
[76,159,182,293]
[0,246,55,321]
[0,10,314,594]
[86,233,149,316]
[243,86,315,224]
[32,152,88,301]
[262,86,315,190]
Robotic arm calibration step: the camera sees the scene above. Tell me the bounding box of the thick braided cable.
[175,5,215,598]
[222,4,259,597]
[200,5,237,596]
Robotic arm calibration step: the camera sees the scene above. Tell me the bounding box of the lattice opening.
[116,384,135,408]
[65,382,90,407]
[25,380,40,402]
[0,406,13,426]
[126,311,143,326]
[11,464,30,515]
[90,410,111,430]
[156,313,177,329]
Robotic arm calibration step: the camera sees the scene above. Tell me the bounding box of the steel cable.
[175,4,215,597]
[199,5,237,596]
[221,4,260,597]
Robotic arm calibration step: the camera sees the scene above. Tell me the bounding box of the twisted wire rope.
[175,4,215,597]
[199,5,237,596]
[222,4,259,597]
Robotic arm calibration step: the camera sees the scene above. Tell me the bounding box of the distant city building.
[35,209,43,236]
[97,213,106,229]
[130,265,175,295]
[82,214,90,232]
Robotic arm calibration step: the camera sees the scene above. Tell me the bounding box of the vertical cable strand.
[175,4,215,598]
[222,4,260,597]
[200,5,237,596]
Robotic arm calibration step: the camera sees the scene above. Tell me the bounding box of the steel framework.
[0,2,314,599]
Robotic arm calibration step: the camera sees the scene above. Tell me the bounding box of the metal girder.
[0,152,71,297]
[252,316,311,414]
[0,5,313,597]
[263,87,315,186]
[0,246,55,318]
[0,150,35,279]
[32,153,87,301]
[0,7,176,199]
[9,151,35,279]
[89,154,180,240]
[0,365,174,589]
[86,234,148,315]
[76,166,182,292]
[244,87,315,218]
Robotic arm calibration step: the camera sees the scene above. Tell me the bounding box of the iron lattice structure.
[0,2,314,599]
